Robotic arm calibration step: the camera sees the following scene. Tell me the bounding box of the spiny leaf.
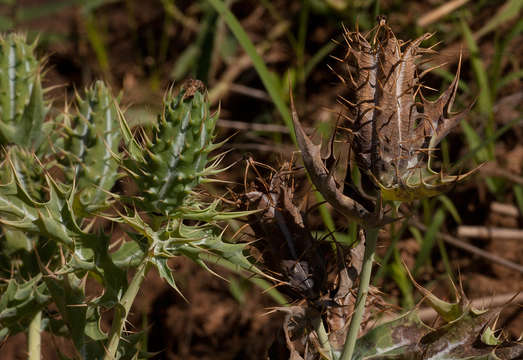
[290,89,380,227]
[0,161,128,307]
[44,273,106,359]
[352,313,430,359]
[0,275,50,340]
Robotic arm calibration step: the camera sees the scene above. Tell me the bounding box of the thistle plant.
[288,19,522,360]
[0,34,253,359]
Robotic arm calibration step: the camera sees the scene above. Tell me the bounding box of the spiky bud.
[63,81,121,209]
[0,34,48,151]
[126,80,219,215]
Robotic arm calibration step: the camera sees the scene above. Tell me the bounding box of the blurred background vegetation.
[1,0,521,359]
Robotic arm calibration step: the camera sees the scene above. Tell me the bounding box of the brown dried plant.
[280,17,522,360]
[291,17,477,229]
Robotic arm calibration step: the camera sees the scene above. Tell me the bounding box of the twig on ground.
[218,119,313,134]
[418,0,471,27]
[409,219,523,274]
[480,163,523,185]
[378,293,523,324]
[491,202,520,218]
[457,226,523,240]
[222,142,295,153]
[228,83,272,102]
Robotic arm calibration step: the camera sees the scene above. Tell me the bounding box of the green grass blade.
[475,0,523,39]
[514,185,523,215]
[390,249,414,308]
[437,236,456,284]
[414,207,446,276]
[438,195,462,224]
[304,40,337,80]
[498,69,523,89]
[453,116,521,171]
[461,19,493,117]
[207,0,295,144]
[85,13,110,74]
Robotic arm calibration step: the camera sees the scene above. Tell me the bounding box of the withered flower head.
[292,19,474,226]
[341,19,473,202]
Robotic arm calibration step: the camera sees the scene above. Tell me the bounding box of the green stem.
[28,310,42,360]
[104,260,149,360]
[340,227,379,360]
[312,314,334,359]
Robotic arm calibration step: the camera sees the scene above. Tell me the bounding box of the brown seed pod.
[292,19,477,221]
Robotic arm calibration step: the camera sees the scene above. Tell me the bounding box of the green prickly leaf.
[110,239,146,268]
[418,309,523,359]
[64,80,121,210]
[352,313,430,359]
[407,264,466,323]
[149,257,187,301]
[375,166,479,202]
[351,309,523,359]
[177,199,260,222]
[116,331,157,360]
[115,209,263,289]
[0,274,50,340]
[43,272,106,359]
[0,161,128,307]
[5,145,49,201]
[481,326,502,346]
[124,80,219,214]
[0,34,49,151]
[2,227,32,253]
[71,232,128,308]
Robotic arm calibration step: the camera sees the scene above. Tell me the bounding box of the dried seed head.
[292,20,476,225]
[341,20,473,201]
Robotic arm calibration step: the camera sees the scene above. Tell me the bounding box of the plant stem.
[340,227,379,360]
[312,314,334,359]
[28,310,42,360]
[104,260,149,360]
